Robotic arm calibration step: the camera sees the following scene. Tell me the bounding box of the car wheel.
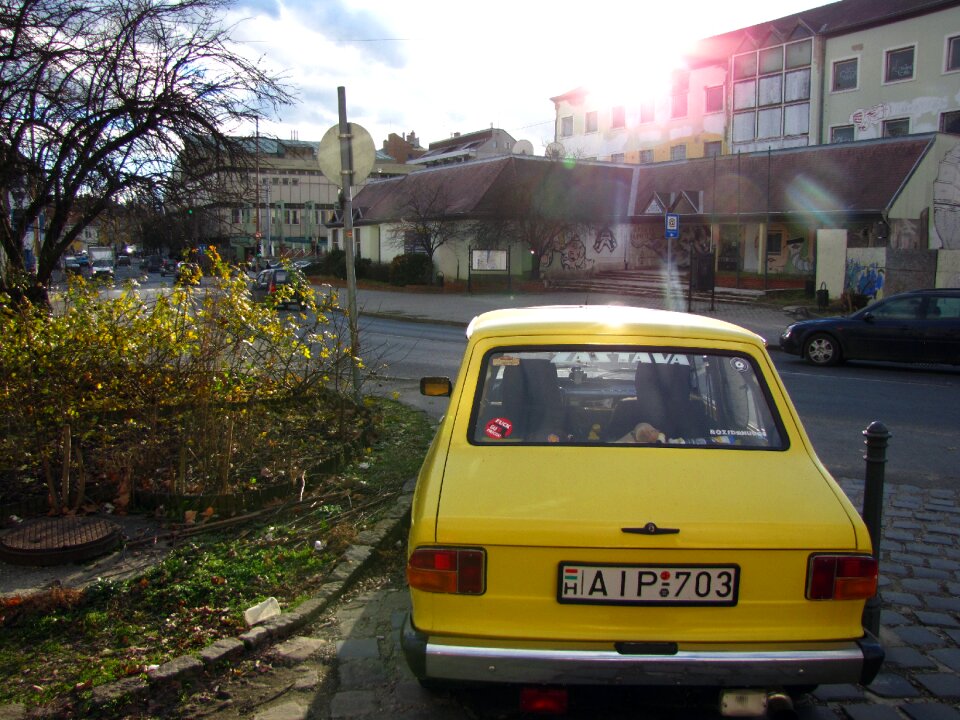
[804,333,841,366]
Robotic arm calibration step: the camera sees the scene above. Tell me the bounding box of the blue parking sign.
[665,213,680,239]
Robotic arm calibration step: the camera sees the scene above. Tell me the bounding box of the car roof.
[465,305,763,346]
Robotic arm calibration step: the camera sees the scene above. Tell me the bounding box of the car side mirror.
[420,377,452,397]
[862,312,874,323]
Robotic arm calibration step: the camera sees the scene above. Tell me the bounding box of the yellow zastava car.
[402,306,882,715]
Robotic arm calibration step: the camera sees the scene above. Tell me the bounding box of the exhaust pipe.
[719,689,796,718]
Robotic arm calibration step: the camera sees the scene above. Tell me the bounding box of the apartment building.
[193,136,413,263]
[551,0,960,162]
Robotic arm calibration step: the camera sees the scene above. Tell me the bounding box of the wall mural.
[542,232,594,272]
[627,224,711,269]
[845,258,885,298]
[933,143,960,250]
[593,227,617,254]
[785,237,813,273]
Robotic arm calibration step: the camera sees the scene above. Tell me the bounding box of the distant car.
[174,261,201,285]
[159,259,177,276]
[64,256,84,275]
[779,288,960,366]
[402,305,882,711]
[250,267,309,309]
[90,259,114,281]
[116,255,131,266]
[142,256,162,272]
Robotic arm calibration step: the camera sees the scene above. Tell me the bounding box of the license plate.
[558,562,739,606]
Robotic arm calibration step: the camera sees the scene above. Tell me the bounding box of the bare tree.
[472,159,597,281]
[387,175,467,274]
[0,0,293,304]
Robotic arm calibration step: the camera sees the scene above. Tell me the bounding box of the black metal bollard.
[861,421,890,638]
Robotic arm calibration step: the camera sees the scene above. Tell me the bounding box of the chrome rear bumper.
[401,616,883,687]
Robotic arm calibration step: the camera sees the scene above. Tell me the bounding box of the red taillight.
[407,547,485,594]
[520,687,568,714]
[807,554,878,600]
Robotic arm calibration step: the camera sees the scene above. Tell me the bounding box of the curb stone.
[0,489,414,718]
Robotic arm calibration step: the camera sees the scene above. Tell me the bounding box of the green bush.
[0,249,363,513]
[321,248,347,279]
[389,253,433,286]
[361,260,392,283]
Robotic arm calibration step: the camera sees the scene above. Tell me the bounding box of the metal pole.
[337,87,362,400]
[861,420,890,637]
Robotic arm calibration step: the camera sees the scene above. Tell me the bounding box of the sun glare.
[581,37,692,110]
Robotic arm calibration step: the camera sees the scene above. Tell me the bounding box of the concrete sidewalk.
[351,286,799,347]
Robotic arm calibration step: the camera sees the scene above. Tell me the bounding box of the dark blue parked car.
[779,289,960,366]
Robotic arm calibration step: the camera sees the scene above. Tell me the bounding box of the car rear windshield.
[470,347,785,449]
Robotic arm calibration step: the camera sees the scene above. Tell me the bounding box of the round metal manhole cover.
[0,517,122,566]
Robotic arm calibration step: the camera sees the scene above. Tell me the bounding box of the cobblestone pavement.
[73,478,955,720]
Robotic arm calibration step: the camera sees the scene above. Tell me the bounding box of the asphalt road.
[359,314,960,489]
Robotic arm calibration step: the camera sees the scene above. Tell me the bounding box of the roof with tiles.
[354,135,936,223]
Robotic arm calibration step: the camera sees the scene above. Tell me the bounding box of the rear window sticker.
[485,417,514,439]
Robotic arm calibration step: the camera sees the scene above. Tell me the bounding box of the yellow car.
[403,306,882,714]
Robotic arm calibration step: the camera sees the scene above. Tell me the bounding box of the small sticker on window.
[492,356,521,366]
[729,357,750,373]
[485,418,514,439]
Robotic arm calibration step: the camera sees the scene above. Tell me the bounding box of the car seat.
[603,361,709,442]
[498,359,565,441]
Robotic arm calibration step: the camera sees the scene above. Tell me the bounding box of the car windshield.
[470,347,785,449]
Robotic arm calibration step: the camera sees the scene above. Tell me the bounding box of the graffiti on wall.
[933,143,960,250]
[845,259,885,298]
[785,237,813,273]
[628,224,711,269]
[542,232,594,272]
[593,227,617,254]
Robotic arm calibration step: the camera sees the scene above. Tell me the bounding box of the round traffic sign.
[317,123,376,188]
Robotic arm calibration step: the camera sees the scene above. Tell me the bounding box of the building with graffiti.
[346,132,960,301]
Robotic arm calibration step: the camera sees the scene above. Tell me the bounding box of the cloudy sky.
[224,0,834,156]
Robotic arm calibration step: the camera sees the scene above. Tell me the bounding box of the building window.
[883,118,910,137]
[231,208,242,224]
[947,34,960,72]
[611,106,625,128]
[560,116,573,137]
[284,209,299,225]
[705,85,724,113]
[831,125,855,143]
[758,74,783,106]
[760,46,783,74]
[734,80,756,110]
[758,107,782,138]
[670,144,686,161]
[832,58,858,91]
[704,141,722,157]
[585,111,598,133]
[733,112,756,142]
[610,153,625,163]
[785,39,812,68]
[885,46,915,83]
[639,149,654,164]
[940,110,960,133]
[731,39,810,145]
[733,51,758,80]
[671,93,688,118]
[784,103,810,135]
[639,101,655,123]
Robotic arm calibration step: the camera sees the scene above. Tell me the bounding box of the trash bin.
[816,282,829,311]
